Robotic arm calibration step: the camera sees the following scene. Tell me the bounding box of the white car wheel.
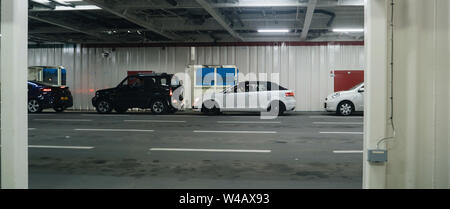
[338,102,353,116]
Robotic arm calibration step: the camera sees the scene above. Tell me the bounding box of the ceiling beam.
[28,14,121,42]
[195,0,243,41]
[83,0,181,40]
[113,0,363,9]
[300,0,317,41]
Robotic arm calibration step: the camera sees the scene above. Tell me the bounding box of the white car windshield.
[349,82,363,90]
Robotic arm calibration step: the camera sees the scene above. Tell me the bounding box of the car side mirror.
[358,88,365,93]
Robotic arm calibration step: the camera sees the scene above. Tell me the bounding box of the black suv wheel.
[151,99,167,114]
[96,100,113,114]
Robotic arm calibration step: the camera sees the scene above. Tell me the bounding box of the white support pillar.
[1,0,29,189]
[363,0,388,189]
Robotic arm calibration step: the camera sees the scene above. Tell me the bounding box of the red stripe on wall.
[81,41,364,48]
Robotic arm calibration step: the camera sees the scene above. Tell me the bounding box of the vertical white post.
[1,0,29,189]
[363,0,388,189]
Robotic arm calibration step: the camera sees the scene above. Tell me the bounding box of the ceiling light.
[258,29,290,33]
[32,0,51,3]
[53,5,101,10]
[332,28,364,33]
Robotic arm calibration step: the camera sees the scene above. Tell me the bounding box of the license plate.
[61,97,68,100]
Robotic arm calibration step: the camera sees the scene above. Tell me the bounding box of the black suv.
[92,73,183,114]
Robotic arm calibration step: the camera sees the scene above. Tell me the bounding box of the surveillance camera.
[102,51,110,58]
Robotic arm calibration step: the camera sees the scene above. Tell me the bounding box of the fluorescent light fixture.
[258,29,290,33]
[32,0,51,3]
[54,5,101,10]
[332,28,364,33]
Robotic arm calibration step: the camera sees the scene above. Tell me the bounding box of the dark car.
[28,81,73,113]
[92,73,183,114]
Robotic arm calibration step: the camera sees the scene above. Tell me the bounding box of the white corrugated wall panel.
[28,44,364,111]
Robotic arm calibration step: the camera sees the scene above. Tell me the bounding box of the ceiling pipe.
[314,9,336,27]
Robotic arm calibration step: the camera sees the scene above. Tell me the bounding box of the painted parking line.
[313,122,363,125]
[320,132,364,135]
[124,120,186,123]
[194,130,277,134]
[81,114,130,117]
[34,119,93,122]
[29,128,36,130]
[309,116,364,119]
[74,129,154,132]
[150,148,271,153]
[333,150,363,154]
[29,145,94,149]
[0,145,94,149]
[217,121,281,124]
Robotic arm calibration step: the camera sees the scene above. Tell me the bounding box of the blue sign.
[196,67,238,86]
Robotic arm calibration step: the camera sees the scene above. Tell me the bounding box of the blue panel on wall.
[196,68,215,86]
[217,68,237,86]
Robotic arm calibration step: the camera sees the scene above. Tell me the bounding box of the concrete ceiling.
[26,0,364,44]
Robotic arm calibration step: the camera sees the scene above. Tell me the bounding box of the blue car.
[28,81,73,113]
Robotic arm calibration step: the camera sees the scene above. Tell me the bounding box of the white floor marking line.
[34,119,93,122]
[320,132,364,135]
[75,129,154,132]
[333,150,363,154]
[313,122,363,125]
[81,114,130,117]
[217,121,281,124]
[29,128,36,130]
[194,130,277,134]
[124,120,186,123]
[28,145,94,149]
[309,116,364,119]
[150,148,271,153]
[230,116,263,118]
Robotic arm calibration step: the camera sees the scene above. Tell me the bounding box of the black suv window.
[144,77,156,89]
[159,77,169,87]
[120,76,144,88]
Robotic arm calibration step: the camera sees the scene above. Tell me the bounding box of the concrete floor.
[3,111,364,189]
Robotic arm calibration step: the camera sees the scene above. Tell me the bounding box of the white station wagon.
[324,82,364,116]
[193,81,296,116]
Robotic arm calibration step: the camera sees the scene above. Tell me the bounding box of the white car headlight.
[331,92,341,99]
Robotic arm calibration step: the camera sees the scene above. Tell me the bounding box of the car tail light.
[42,88,52,92]
[169,88,173,97]
[285,92,295,97]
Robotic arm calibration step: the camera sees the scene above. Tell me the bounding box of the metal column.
[363,0,388,189]
[1,0,29,189]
